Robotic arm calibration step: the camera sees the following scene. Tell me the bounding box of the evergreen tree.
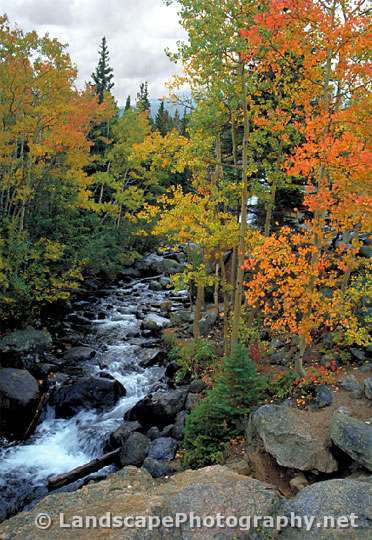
[92,36,114,103]
[136,82,151,114]
[155,101,171,135]
[182,344,268,467]
[124,95,131,111]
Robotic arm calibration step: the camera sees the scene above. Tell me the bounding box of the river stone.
[330,412,372,471]
[199,311,218,337]
[0,327,52,354]
[0,368,39,438]
[107,421,143,450]
[125,388,188,429]
[246,404,338,473]
[62,346,96,363]
[148,437,178,461]
[364,378,372,400]
[0,465,281,539]
[119,432,150,466]
[142,314,171,332]
[51,376,126,418]
[279,479,372,539]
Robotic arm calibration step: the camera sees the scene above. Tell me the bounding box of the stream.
[0,274,188,521]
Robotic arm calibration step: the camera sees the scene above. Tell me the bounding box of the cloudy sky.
[2,0,186,105]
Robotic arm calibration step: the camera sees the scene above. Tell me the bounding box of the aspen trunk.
[231,65,250,347]
[193,284,204,339]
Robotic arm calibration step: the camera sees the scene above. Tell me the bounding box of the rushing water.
[0,277,187,521]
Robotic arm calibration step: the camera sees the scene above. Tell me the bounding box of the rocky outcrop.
[279,478,372,538]
[142,314,171,333]
[51,376,126,418]
[0,466,281,539]
[246,404,338,473]
[330,411,372,472]
[0,368,39,438]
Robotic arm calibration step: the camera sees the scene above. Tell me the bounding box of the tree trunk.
[296,335,307,377]
[231,64,250,347]
[193,284,204,339]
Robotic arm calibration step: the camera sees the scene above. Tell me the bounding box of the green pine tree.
[155,101,171,135]
[92,37,114,103]
[182,344,268,468]
[124,95,131,111]
[136,82,151,114]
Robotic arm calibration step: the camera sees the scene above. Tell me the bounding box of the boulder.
[330,412,372,471]
[170,310,194,326]
[364,378,372,400]
[0,368,39,438]
[125,388,188,429]
[119,432,150,466]
[142,314,171,333]
[247,404,338,473]
[315,385,333,408]
[136,254,182,276]
[0,327,52,354]
[338,375,363,398]
[138,348,165,368]
[62,347,96,364]
[185,392,202,410]
[189,379,207,393]
[107,421,143,450]
[148,437,178,461]
[279,479,372,538]
[51,376,126,418]
[142,458,175,478]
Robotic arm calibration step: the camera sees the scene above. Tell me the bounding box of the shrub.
[174,338,217,383]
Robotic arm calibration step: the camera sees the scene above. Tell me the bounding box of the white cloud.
[2,0,186,103]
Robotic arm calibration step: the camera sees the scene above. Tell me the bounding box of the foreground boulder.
[330,412,372,471]
[0,466,280,539]
[0,368,39,438]
[279,478,372,538]
[148,437,178,461]
[247,404,338,473]
[125,388,188,429]
[51,376,126,418]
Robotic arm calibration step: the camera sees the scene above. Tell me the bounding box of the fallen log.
[48,448,120,490]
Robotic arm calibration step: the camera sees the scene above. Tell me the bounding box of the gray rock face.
[51,376,126,418]
[364,378,372,400]
[279,479,372,539]
[338,375,363,398]
[172,410,187,440]
[119,432,150,467]
[148,437,178,461]
[0,466,281,539]
[0,327,52,354]
[142,314,171,332]
[247,404,338,473]
[330,412,372,471]
[0,368,39,438]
